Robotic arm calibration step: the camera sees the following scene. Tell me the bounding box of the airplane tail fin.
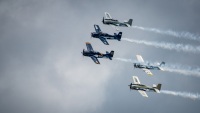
[127,19,133,26]
[108,51,114,60]
[110,51,114,57]
[117,32,122,41]
[157,84,162,91]
[114,32,122,41]
[153,84,161,93]
[160,62,165,66]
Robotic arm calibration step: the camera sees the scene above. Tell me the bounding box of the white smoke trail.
[161,90,200,100]
[132,26,200,41]
[113,58,138,63]
[122,38,200,53]
[114,57,200,77]
[163,64,200,77]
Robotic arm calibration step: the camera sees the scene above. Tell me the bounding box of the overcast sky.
[0,0,200,113]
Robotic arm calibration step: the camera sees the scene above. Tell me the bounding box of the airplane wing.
[105,12,112,19]
[99,37,109,45]
[136,55,144,62]
[143,69,153,76]
[132,76,141,84]
[94,25,101,33]
[86,42,93,51]
[90,56,100,64]
[138,90,148,97]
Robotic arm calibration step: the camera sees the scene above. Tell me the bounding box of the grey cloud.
[0,0,200,113]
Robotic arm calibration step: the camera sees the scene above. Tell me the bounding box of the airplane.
[133,55,165,76]
[91,24,122,45]
[102,12,133,31]
[129,76,162,97]
[82,42,114,64]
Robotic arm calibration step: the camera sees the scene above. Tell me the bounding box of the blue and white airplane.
[82,42,114,64]
[133,55,165,76]
[91,24,122,45]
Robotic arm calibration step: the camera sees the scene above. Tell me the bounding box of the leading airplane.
[82,42,114,64]
[133,55,165,76]
[129,76,162,97]
[91,24,122,45]
[102,12,133,31]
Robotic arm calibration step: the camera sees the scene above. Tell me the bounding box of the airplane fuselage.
[91,32,116,39]
[130,84,155,92]
[103,19,130,27]
[82,50,111,59]
[133,63,161,70]
[82,50,102,57]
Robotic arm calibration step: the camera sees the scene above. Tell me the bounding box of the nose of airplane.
[82,49,85,54]
[102,17,104,23]
[128,83,132,89]
[133,63,136,68]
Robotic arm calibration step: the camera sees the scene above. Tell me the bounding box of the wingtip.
[148,74,153,76]
[95,61,100,64]
[86,42,91,44]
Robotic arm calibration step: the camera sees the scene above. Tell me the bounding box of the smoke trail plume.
[161,90,200,100]
[113,58,138,63]
[122,38,200,53]
[132,26,200,41]
[114,57,200,77]
[163,64,200,77]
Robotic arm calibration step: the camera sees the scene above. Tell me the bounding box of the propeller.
[128,83,132,89]
[133,63,136,69]
[128,83,133,92]
[102,17,104,24]
[90,32,93,39]
[82,49,85,58]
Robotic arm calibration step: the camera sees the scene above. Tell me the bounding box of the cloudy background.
[0,0,200,113]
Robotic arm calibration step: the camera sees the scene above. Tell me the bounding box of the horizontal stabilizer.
[154,89,160,93]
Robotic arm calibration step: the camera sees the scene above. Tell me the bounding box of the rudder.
[110,51,114,57]
[127,19,133,26]
[117,32,122,41]
[157,84,162,91]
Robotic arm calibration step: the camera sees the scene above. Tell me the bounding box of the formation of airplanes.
[82,12,165,97]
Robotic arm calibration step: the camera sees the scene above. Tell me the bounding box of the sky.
[0,0,200,113]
